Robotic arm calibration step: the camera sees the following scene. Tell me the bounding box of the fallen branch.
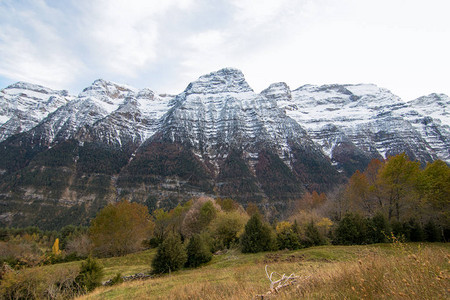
[255,265,309,299]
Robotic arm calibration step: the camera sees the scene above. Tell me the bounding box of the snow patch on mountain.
[161,68,311,164]
[0,82,73,141]
[276,83,448,164]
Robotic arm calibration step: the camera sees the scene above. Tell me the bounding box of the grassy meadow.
[71,242,450,299]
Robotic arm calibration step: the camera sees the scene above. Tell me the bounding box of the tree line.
[0,153,448,297]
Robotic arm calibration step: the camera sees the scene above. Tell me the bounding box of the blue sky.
[1,0,449,100]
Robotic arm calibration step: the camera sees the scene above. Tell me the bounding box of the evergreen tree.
[368,213,390,243]
[75,256,104,292]
[391,220,406,240]
[334,213,368,245]
[276,221,301,250]
[185,234,212,268]
[240,214,276,253]
[304,221,326,247]
[406,219,425,242]
[151,233,187,274]
[424,219,440,242]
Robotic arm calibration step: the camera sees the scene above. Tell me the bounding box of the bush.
[0,265,81,299]
[185,234,212,268]
[151,233,187,274]
[240,214,276,253]
[75,256,104,292]
[0,238,44,268]
[65,233,92,258]
[59,225,88,250]
[110,272,124,285]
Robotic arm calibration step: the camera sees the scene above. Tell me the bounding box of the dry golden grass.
[76,243,449,300]
[278,245,450,299]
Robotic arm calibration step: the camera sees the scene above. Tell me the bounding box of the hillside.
[59,243,450,299]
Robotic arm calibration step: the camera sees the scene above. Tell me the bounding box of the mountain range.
[0,68,448,229]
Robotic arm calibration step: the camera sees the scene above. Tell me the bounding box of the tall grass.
[78,243,449,299]
[278,244,449,299]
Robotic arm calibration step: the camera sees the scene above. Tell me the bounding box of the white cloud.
[0,1,85,89]
[0,0,449,100]
[76,0,194,76]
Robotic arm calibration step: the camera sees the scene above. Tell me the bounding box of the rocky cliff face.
[275,83,448,175]
[117,69,342,209]
[0,68,448,229]
[0,82,73,142]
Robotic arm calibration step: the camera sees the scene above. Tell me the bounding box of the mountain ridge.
[0,68,448,229]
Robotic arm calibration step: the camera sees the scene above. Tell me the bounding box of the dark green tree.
[276,222,301,250]
[185,234,212,268]
[240,214,276,253]
[367,213,390,243]
[405,219,425,242]
[424,219,440,242]
[303,221,326,247]
[75,256,104,292]
[334,213,368,245]
[151,233,187,274]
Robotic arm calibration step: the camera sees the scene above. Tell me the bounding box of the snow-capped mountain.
[275,83,448,174]
[159,68,312,162]
[24,79,174,147]
[76,87,174,148]
[0,68,448,229]
[121,68,341,204]
[0,82,73,141]
[400,93,450,162]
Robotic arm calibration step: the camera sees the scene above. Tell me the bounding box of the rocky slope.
[275,83,449,175]
[118,69,342,208]
[0,82,73,142]
[0,69,448,229]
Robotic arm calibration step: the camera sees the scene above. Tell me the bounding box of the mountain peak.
[184,67,253,94]
[261,82,292,101]
[3,81,69,96]
[80,79,136,99]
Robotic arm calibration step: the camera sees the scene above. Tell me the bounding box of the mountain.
[275,83,449,175]
[0,69,448,229]
[117,68,342,209]
[400,93,450,163]
[0,82,73,142]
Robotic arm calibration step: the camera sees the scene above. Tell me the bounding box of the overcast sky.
[0,0,449,100]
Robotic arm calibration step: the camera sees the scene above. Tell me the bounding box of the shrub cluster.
[0,256,103,299]
[152,232,213,274]
[334,212,441,245]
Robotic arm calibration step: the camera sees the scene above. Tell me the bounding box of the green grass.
[69,243,449,299]
[98,249,155,278]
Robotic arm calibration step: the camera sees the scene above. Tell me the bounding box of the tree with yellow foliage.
[52,238,62,256]
[377,154,420,221]
[89,200,153,257]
